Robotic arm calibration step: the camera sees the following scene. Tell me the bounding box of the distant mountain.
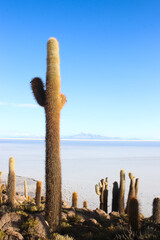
[62,132,121,140]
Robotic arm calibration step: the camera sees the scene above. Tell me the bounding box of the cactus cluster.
[95,170,139,216]
[95,178,109,213]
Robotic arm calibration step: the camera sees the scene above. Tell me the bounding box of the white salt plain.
[0,139,160,217]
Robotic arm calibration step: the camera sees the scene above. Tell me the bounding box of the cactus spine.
[118,169,125,214]
[24,180,28,199]
[152,197,160,223]
[36,181,42,208]
[95,178,108,213]
[8,157,16,207]
[128,197,140,234]
[83,200,88,208]
[72,192,78,208]
[31,38,66,231]
[112,181,119,212]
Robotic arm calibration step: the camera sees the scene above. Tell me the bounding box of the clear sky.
[0,0,160,139]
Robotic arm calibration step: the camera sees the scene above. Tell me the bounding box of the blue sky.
[0,0,160,139]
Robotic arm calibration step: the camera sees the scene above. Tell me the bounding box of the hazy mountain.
[62,132,121,140]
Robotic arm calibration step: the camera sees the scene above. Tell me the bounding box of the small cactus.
[83,200,88,208]
[8,157,16,207]
[24,180,28,199]
[112,181,119,212]
[72,192,78,208]
[152,197,160,224]
[35,181,42,207]
[118,169,125,214]
[128,197,140,234]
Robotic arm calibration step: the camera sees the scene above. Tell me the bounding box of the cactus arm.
[31,77,46,107]
[60,93,67,110]
[95,184,101,195]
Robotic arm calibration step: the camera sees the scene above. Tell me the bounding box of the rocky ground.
[1,190,160,240]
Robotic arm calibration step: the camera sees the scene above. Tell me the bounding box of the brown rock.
[5,227,24,240]
[34,214,50,239]
[61,212,67,221]
[94,209,110,220]
[83,218,98,227]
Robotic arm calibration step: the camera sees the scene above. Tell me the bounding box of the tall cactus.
[126,172,135,213]
[128,197,140,234]
[118,169,125,214]
[112,181,119,212]
[152,197,160,224]
[8,157,16,207]
[31,38,66,232]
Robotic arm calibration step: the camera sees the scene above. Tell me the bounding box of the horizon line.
[0,137,160,142]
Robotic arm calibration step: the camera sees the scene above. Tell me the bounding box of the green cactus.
[118,169,125,214]
[72,192,78,208]
[35,181,42,208]
[8,157,16,207]
[152,197,160,224]
[112,181,119,212]
[31,38,66,231]
[128,197,140,234]
[95,178,108,213]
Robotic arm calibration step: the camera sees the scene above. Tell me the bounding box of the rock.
[110,211,120,218]
[5,227,24,240]
[0,212,26,231]
[94,209,110,220]
[67,209,75,219]
[62,200,69,208]
[15,194,26,203]
[83,218,98,227]
[34,214,50,239]
[61,212,67,221]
